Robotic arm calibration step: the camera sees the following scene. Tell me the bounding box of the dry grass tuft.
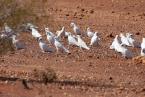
[33,68,57,84]
[0,37,15,54]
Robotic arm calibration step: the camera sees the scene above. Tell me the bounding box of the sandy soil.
[0,0,145,97]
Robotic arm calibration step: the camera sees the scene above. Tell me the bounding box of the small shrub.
[33,68,57,84]
[0,37,15,54]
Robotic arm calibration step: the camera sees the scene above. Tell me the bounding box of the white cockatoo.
[67,33,78,46]
[38,37,53,53]
[86,27,94,38]
[90,32,100,46]
[120,33,131,46]
[54,37,70,53]
[11,35,25,50]
[70,22,81,35]
[30,26,42,39]
[141,38,145,56]
[77,35,90,50]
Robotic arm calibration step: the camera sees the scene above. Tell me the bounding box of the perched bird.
[70,22,81,35]
[141,38,145,56]
[30,26,42,39]
[120,33,131,46]
[77,35,90,50]
[54,37,70,53]
[67,33,78,46]
[11,35,25,50]
[90,32,100,46]
[86,27,94,38]
[56,26,65,38]
[126,33,140,48]
[38,37,53,53]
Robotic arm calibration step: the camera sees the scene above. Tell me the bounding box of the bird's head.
[76,35,81,38]
[119,33,124,37]
[87,27,91,32]
[142,38,145,43]
[115,35,119,39]
[126,33,133,37]
[70,22,75,27]
[45,27,49,32]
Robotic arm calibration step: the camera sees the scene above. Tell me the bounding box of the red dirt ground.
[0,0,145,97]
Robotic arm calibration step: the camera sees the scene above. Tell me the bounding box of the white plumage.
[120,33,131,46]
[90,32,100,46]
[126,33,135,47]
[11,35,25,50]
[110,35,133,58]
[77,35,90,50]
[46,32,55,46]
[86,27,94,38]
[45,27,55,37]
[38,37,53,53]
[30,27,42,38]
[110,35,119,50]
[141,38,145,56]
[56,26,65,38]
[68,33,78,46]
[126,33,140,48]
[4,23,13,33]
[54,37,70,53]
[70,22,81,35]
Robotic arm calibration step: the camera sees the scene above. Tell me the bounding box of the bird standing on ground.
[110,35,119,50]
[67,32,78,47]
[90,32,100,46]
[38,37,53,53]
[70,22,81,35]
[30,26,42,39]
[46,32,55,46]
[77,35,90,50]
[54,37,70,53]
[110,35,133,58]
[86,27,94,38]
[11,35,25,50]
